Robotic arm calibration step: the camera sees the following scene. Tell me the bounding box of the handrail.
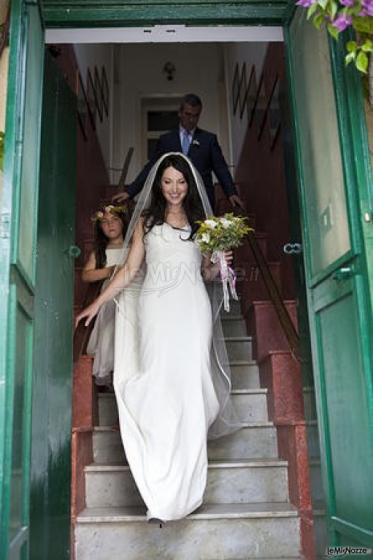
[73,147,135,363]
[233,207,300,361]
[118,146,134,190]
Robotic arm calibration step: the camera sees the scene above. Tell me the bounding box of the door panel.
[286,7,373,549]
[0,3,76,560]
[318,293,371,525]
[288,9,350,279]
[0,1,44,559]
[17,4,44,281]
[30,53,76,560]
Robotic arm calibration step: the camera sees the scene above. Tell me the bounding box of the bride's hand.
[75,301,101,328]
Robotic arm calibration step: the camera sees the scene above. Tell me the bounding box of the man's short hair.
[180,93,202,109]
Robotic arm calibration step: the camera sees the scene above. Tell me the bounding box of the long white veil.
[114,152,244,439]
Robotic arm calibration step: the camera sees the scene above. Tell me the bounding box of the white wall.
[74,44,114,176]
[113,43,232,184]
[223,42,268,170]
[72,41,269,184]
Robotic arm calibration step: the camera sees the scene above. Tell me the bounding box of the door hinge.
[0,213,10,239]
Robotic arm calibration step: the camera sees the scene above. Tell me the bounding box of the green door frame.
[2,1,373,558]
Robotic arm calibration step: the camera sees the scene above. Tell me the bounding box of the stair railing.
[233,207,301,361]
[73,146,134,362]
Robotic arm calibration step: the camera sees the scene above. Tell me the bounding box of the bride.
[75,153,242,523]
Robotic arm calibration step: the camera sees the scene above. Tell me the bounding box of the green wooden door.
[0,3,76,559]
[285,9,373,551]
[0,1,44,558]
[29,52,76,560]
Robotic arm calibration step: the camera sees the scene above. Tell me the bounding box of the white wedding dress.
[114,222,220,521]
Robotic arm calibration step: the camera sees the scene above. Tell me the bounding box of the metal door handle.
[283,243,302,255]
[332,266,354,281]
[66,245,81,258]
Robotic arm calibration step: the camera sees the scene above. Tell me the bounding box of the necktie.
[181,130,190,155]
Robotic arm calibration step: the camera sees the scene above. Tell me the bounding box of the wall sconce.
[163,61,176,81]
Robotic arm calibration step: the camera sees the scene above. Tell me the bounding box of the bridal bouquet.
[195,213,253,311]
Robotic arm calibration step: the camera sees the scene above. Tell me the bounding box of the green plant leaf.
[318,0,328,9]
[361,39,373,53]
[327,23,340,40]
[346,40,358,53]
[356,50,369,73]
[307,2,319,19]
[313,12,326,29]
[353,16,373,34]
[330,0,338,19]
[345,51,356,65]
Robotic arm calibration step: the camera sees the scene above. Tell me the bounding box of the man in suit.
[113,93,244,211]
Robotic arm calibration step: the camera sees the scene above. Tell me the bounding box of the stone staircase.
[74,300,302,559]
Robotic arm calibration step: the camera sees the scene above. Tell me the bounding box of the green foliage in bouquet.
[195,213,253,254]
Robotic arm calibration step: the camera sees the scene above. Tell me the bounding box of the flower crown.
[91,204,127,223]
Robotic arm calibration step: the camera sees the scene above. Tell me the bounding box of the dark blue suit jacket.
[127,128,237,208]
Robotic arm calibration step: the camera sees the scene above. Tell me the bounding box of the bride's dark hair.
[142,154,205,239]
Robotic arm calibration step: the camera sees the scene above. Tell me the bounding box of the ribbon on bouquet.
[211,250,238,312]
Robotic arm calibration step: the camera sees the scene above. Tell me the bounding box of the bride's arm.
[75,220,145,327]
[201,250,233,282]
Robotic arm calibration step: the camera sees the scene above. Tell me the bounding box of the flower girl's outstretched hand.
[75,300,101,329]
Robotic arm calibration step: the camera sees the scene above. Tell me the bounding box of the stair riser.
[222,319,247,337]
[231,363,260,389]
[75,517,301,560]
[232,393,268,423]
[98,392,268,426]
[207,426,278,460]
[221,300,242,316]
[85,465,289,508]
[226,339,252,362]
[92,424,278,464]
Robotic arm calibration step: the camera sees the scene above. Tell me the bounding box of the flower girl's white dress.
[87,247,123,386]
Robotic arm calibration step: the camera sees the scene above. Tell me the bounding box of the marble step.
[97,389,269,427]
[222,316,247,337]
[85,459,290,508]
[226,336,253,362]
[93,422,278,464]
[230,361,260,389]
[221,299,242,316]
[75,503,300,560]
[232,389,268,422]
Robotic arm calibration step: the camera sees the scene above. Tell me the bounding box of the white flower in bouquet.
[205,219,218,229]
[194,213,252,254]
[220,218,231,229]
[194,213,253,311]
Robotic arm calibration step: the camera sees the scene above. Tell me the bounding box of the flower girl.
[83,204,127,388]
